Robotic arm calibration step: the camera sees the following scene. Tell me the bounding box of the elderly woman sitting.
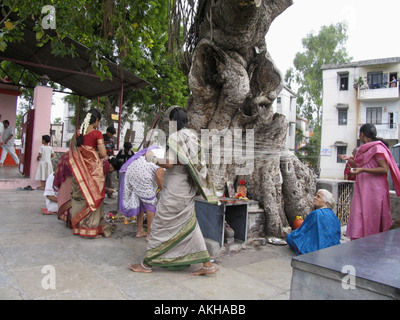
[286,189,341,255]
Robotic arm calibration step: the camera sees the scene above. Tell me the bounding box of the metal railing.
[317,179,354,226]
[358,86,400,100]
[337,182,354,226]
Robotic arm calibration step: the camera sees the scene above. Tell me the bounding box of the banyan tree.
[166,0,317,238]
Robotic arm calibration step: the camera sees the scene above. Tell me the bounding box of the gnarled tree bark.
[183,0,316,238]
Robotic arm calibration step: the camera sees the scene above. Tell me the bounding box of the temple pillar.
[29,85,53,180]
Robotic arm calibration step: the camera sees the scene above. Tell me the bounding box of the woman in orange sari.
[69,109,114,238]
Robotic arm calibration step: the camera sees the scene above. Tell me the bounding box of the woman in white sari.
[129,107,217,275]
[119,145,165,241]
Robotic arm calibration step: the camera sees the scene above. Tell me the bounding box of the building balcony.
[358,87,400,101]
[358,123,399,141]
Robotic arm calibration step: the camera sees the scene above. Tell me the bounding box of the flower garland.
[79,112,92,136]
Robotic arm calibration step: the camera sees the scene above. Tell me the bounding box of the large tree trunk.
[185,0,316,238]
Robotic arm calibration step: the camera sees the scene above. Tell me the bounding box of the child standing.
[35,135,55,190]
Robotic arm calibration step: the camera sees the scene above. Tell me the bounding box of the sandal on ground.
[190,266,217,276]
[41,208,57,215]
[267,237,287,245]
[128,262,152,273]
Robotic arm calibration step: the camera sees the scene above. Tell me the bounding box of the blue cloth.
[286,208,341,255]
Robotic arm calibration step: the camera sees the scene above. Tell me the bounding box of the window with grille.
[338,109,347,125]
[367,72,383,89]
[340,74,349,91]
[366,107,382,124]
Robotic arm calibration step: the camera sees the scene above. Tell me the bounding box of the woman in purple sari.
[339,124,400,240]
[119,146,164,241]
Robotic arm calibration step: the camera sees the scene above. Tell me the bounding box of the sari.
[53,152,73,228]
[347,141,400,239]
[286,208,341,255]
[69,132,113,238]
[143,128,217,268]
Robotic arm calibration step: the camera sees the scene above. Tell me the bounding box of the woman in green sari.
[129,107,217,275]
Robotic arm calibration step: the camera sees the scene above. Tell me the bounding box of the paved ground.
[0,189,297,300]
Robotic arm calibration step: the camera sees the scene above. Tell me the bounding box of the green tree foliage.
[285,22,351,172]
[286,22,351,123]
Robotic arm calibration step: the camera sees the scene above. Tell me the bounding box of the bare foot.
[190,266,217,276]
[136,230,147,238]
[128,263,152,273]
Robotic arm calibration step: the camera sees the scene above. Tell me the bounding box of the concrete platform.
[290,229,400,300]
[0,165,41,190]
[0,149,68,190]
[0,189,296,300]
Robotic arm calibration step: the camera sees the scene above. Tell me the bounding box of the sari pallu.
[355,141,400,196]
[69,134,110,238]
[166,129,217,203]
[143,129,216,268]
[53,152,72,228]
[56,177,72,227]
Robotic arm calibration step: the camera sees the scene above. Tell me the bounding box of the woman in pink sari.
[339,124,400,240]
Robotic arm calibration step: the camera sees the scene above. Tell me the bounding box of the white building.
[272,85,298,152]
[320,57,400,179]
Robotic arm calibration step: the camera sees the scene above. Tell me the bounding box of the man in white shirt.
[0,120,20,166]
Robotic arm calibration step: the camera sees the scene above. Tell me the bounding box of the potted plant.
[353,77,364,90]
